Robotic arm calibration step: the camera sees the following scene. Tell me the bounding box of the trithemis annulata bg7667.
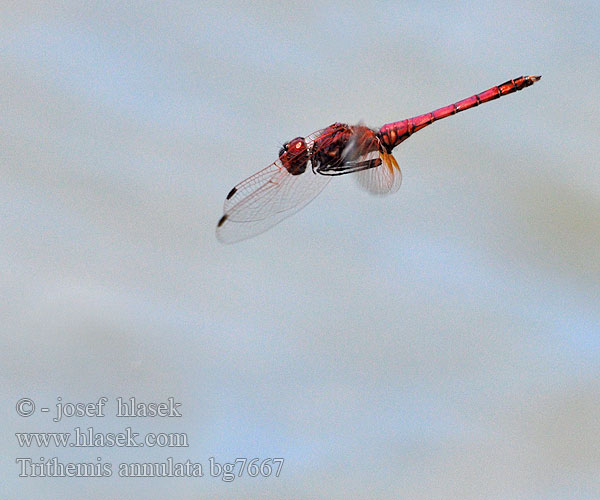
[216,75,541,243]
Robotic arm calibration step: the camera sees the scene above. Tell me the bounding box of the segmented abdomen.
[378,75,541,152]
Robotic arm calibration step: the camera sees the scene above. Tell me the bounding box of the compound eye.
[279,143,288,158]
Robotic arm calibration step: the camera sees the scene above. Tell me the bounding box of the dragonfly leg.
[315,157,382,176]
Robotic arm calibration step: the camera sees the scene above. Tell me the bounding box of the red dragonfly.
[217,75,540,243]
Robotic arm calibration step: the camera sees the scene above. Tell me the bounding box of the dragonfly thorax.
[312,123,382,175]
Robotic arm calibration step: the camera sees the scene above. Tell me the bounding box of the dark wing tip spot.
[226,187,237,200]
[217,214,228,227]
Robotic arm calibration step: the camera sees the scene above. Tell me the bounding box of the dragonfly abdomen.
[378,75,541,152]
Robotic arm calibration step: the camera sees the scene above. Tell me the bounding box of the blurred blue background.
[2,1,599,499]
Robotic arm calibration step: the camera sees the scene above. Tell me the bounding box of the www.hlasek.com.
[16,427,188,448]
[15,457,284,480]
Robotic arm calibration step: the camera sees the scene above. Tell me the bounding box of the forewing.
[355,152,402,195]
[217,158,331,244]
[222,160,282,214]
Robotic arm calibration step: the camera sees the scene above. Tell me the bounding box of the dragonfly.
[217,75,541,243]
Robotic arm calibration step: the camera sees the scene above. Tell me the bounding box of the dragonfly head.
[279,137,308,175]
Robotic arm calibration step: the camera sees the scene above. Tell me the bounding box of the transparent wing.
[216,157,331,244]
[355,152,402,195]
[222,161,283,214]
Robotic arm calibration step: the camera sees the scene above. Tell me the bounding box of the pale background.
[2,1,599,499]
